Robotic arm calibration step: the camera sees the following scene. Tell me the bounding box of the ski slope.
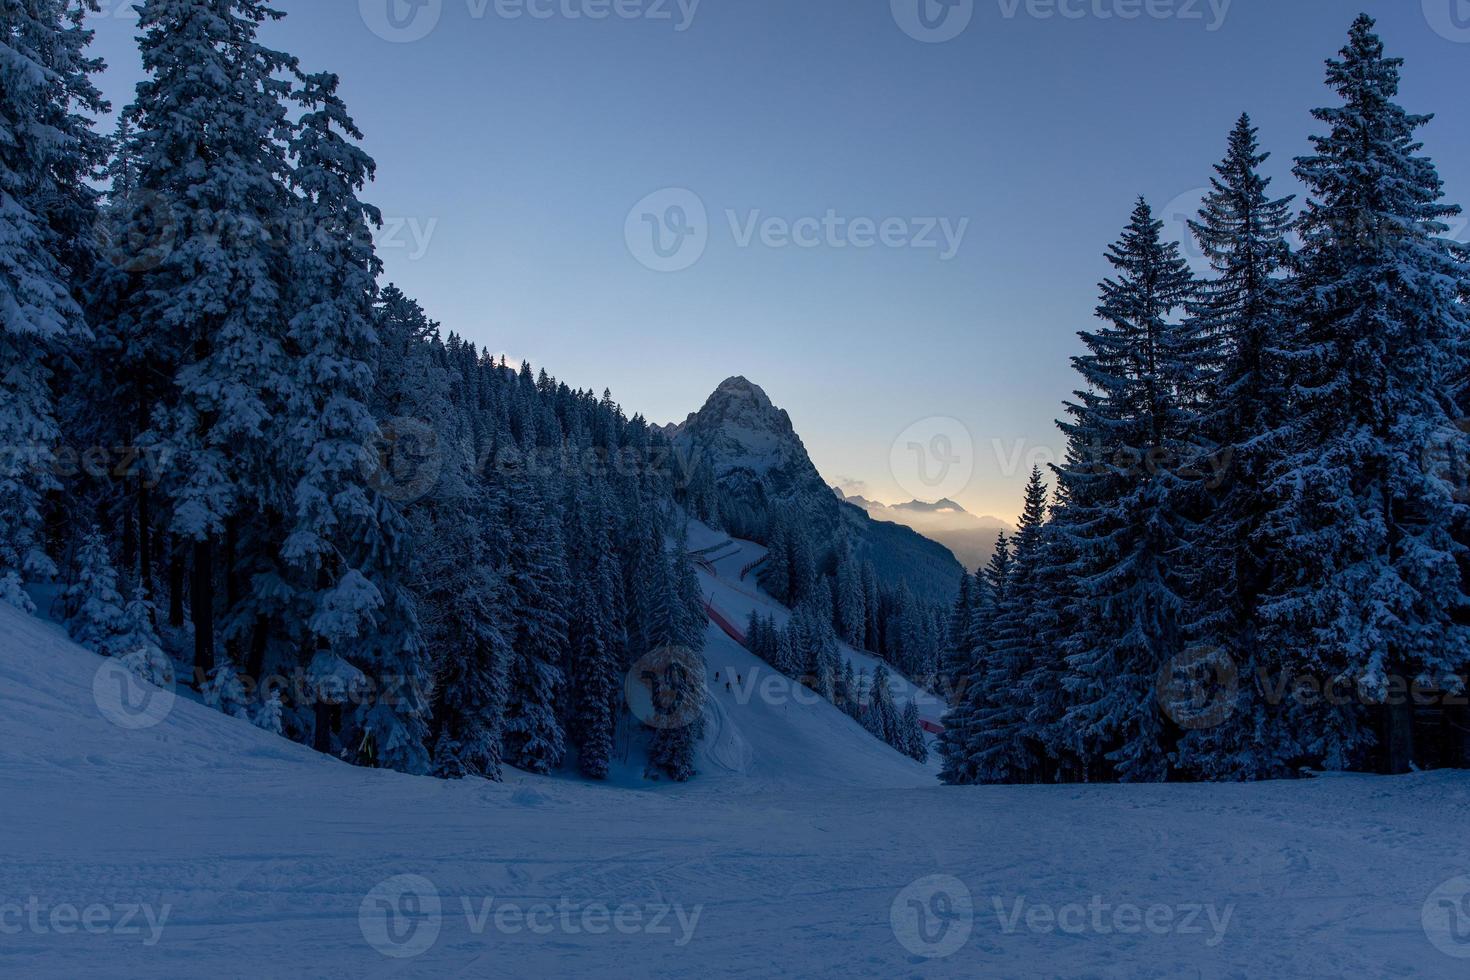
[687,522,949,742]
[5,603,1470,977]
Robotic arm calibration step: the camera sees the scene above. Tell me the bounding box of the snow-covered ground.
[5,601,1470,977]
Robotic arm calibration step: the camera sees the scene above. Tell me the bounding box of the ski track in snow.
[4,588,1470,976]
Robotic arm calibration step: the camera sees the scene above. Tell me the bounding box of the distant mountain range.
[834,490,1011,574]
[667,377,964,604]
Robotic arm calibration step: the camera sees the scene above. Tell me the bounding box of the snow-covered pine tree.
[773,624,798,676]
[64,526,127,655]
[115,586,174,688]
[1056,198,1203,782]
[671,529,708,650]
[282,73,440,776]
[360,286,478,775]
[119,0,298,677]
[253,690,284,735]
[1017,494,1081,782]
[796,598,837,702]
[901,701,929,764]
[861,560,881,652]
[638,521,709,782]
[745,609,764,659]
[0,0,107,610]
[645,649,705,783]
[941,533,1011,782]
[566,483,624,780]
[938,570,974,702]
[568,571,615,779]
[429,551,513,780]
[202,661,251,720]
[1175,114,1300,781]
[500,460,570,774]
[889,582,917,676]
[625,515,672,659]
[280,71,388,661]
[867,662,900,746]
[938,561,993,785]
[853,668,870,721]
[837,658,857,715]
[834,542,866,648]
[970,468,1049,783]
[1258,15,1470,773]
[760,509,791,603]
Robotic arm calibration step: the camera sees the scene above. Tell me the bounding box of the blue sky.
[85,0,1470,521]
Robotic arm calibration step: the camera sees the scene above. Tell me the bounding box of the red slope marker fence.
[690,549,946,734]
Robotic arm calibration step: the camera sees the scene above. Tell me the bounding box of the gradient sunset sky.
[85,0,1470,521]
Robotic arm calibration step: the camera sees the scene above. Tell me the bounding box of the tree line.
[3,0,708,782]
[941,15,1470,784]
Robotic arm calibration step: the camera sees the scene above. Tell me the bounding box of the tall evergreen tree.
[901,701,929,764]
[970,468,1049,782]
[500,463,570,775]
[0,0,107,609]
[118,0,298,677]
[1056,198,1202,782]
[939,570,973,700]
[938,560,993,785]
[866,662,900,746]
[1258,15,1470,772]
[280,71,407,675]
[1176,114,1300,780]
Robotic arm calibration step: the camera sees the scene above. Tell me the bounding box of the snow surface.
[5,599,1470,976]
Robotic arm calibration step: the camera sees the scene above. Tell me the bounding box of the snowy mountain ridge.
[668,377,828,493]
[671,378,964,604]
